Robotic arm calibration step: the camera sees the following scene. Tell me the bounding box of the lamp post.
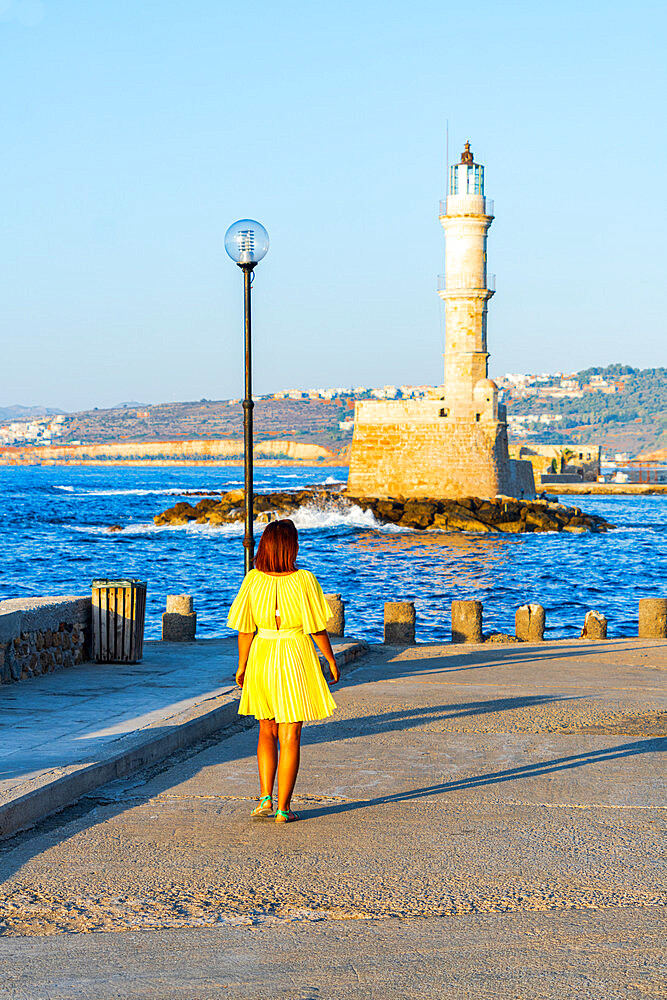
[224,219,269,575]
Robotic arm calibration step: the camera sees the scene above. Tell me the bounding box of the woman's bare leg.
[276,722,303,813]
[257,719,279,799]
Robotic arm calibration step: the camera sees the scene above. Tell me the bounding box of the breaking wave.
[66,504,411,537]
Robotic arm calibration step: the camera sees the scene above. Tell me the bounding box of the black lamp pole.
[224,219,268,576]
[241,263,255,576]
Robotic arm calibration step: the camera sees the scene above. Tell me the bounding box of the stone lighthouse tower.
[439,141,496,417]
[346,141,534,501]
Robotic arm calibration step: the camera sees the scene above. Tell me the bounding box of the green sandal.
[275,808,299,824]
[251,795,274,819]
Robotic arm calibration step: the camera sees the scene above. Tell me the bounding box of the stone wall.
[509,444,601,483]
[508,459,537,500]
[347,399,535,500]
[0,596,92,684]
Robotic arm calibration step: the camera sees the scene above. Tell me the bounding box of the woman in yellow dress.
[227,518,340,824]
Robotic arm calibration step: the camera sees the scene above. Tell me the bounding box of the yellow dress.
[227,568,337,724]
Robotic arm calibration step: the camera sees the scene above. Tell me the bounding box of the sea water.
[0,465,664,642]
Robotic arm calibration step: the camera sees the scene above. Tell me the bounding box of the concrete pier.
[0,637,664,997]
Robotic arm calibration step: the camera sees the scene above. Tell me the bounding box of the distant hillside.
[506,365,667,455]
[58,397,353,451]
[0,404,65,422]
[4,364,664,459]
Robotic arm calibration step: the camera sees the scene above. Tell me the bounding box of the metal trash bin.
[92,579,147,663]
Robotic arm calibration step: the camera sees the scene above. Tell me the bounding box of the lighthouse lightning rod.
[446,119,449,192]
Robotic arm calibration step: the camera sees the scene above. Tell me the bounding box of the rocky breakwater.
[153,488,615,534]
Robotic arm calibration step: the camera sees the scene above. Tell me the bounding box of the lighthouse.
[346,141,534,501]
[438,141,497,418]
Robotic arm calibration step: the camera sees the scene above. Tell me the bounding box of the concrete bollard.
[581,610,607,640]
[515,604,545,642]
[166,595,194,614]
[324,594,345,636]
[384,601,415,644]
[451,600,483,644]
[162,594,197,642]
[638,598,667,639]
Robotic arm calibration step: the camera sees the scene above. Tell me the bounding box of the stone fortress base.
[347,395,535,500]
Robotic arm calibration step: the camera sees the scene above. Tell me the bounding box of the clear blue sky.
[2,0,665,411]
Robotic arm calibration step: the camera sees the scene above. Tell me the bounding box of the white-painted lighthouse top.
[441,141,493,218]
[449,141,484,195]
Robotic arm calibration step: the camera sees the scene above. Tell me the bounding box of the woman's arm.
[235,631,255,687]
[311,630,340,684]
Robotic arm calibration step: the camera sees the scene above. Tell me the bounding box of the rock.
[108,525,123,532]
[207,507,240,524]
[484,632,520,644]
[498,499,522,519]
[474,500,507,524]
[430,513,451,530]
[194,498,220,514]
[373,500,405,523]
[399,501,436,529]
[523,510,561,531]
[434,512,496,532]
[152,488,616,536]
[155,501,198,525]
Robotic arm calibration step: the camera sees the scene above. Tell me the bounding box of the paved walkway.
[0,640,238,795]
[0,637,366,838]
[0,638,665,998]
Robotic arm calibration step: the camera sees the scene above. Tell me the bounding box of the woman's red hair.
[254,518,299,573]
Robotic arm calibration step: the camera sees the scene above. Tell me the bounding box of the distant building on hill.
[510,444,601,483]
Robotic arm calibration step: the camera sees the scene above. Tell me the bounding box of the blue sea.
[0,466,665,642]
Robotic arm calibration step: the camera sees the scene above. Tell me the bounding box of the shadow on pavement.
[302,693,579,743]
[299,736,667,819]
[344,641,664,684]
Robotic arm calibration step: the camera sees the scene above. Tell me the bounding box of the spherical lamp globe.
[224,220,269,267]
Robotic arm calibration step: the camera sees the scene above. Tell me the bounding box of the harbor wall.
[0,597,92,683]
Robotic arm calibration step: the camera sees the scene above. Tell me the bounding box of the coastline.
[0,460,663,491]
[547,483,667,496]
[0,458,347,468]
[0,437,347,467]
